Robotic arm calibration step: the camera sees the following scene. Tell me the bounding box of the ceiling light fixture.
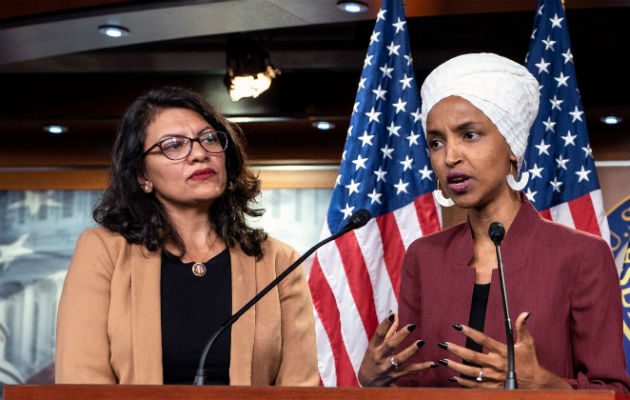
[225,35,280,102]
[337,1,368,13]
[601,115,621,125]
[313,121,335,131]
[44,125,68,135]
[98,24,130,38]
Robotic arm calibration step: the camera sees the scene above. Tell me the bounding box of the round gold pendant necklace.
[190,235,219,278]
[192,262,207,277]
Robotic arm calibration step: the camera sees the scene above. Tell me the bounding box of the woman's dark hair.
[93,86,267,258]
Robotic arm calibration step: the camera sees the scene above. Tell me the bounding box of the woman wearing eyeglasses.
[55,86,318,386]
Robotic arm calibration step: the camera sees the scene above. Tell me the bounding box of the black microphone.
[488,222,505,246]
[344,208,371,231]
[488,222,517,389]
[193,209,372,385]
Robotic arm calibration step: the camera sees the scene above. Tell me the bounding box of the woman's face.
[139,107,227,211]
[425,96,515,209]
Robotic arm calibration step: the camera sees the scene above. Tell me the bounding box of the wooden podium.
[3,385,628,400]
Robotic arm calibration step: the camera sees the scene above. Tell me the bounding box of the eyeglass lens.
[161,131,227,160]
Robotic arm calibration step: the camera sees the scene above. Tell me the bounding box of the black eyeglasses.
[143,131,228,160]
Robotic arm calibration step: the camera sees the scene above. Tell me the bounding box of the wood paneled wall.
[1,164,627,231]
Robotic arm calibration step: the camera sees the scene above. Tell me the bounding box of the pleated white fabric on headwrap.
[420,53,540,169]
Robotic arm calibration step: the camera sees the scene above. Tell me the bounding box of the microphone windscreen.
[488,222,506,245]
[348,209,371,229]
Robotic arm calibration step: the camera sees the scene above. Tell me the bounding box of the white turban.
[420,53,539,170]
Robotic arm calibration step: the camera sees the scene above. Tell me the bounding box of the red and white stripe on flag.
[538,189,610,244]
[306,0,441,385]
[308,192,440,386]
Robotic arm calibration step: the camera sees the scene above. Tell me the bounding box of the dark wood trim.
[3,384,626,400]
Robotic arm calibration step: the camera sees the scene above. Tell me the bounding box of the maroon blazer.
[396,199,630,393]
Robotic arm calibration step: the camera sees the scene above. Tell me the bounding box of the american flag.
[307,0,441,386]
[523,0,610,242]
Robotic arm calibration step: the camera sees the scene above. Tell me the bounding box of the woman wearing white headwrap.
[358,53,629,392]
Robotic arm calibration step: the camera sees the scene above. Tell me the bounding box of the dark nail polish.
[438,359,449,366]
[416,340,425,348]
[452,324,463,331]
[388,313,395,322]
[407,323,416,332]
[525,311,532,321]
[430,363,439,369]
[448,377,458,383]
[437,342,448,350]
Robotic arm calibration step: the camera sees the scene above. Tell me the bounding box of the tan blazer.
[55,226,319,386]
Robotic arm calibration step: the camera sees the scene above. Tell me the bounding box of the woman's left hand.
[439,311,571,389]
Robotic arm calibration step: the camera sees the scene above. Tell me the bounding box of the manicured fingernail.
[388,313,395,322]
[448,377,457,382]
[438,359,449,366]
[437,342,448,350]
[430,363,439,368]
[452,324,463,331]
[416,340,425,348]
[407,323,416,332]
[525,311,532,321]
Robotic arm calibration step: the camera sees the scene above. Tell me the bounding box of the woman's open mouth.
[447,172,471,194]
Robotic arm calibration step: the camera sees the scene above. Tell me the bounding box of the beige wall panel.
[1,166,628,221]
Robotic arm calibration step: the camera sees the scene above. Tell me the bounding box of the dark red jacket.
[396,199,630,393]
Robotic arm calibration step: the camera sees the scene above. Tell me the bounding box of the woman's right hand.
[358,313,435,387]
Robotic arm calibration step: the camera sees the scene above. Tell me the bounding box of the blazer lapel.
[228,245,256,386]
[447,226,477,347]
[486,200,538,344]
[130,245,163,384]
